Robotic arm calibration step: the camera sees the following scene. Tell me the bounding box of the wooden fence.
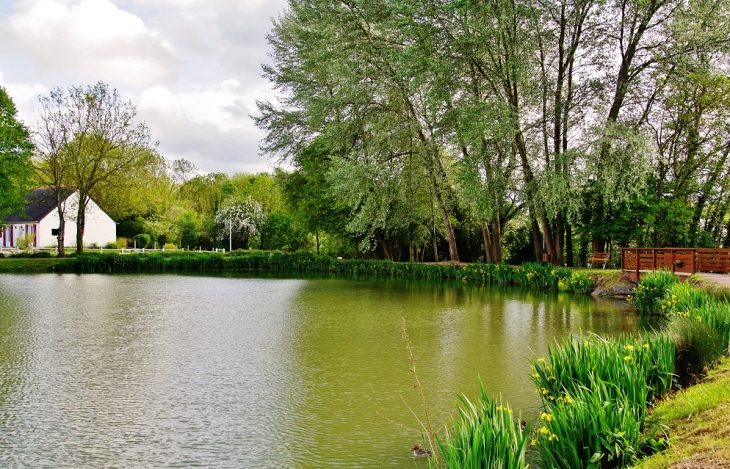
[621,248,730,277]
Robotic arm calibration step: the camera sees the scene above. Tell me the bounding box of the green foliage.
[629,270,679,314]
[0,86,34,219]
[534,379,642,469]
[134,234,151,248]
[163,243,177,250]
[531,334,675,412]
[436,388,528,469]
[662,283,730,381]
[530,333,675,468]
[47,252,593,293]
[16,234,36,252]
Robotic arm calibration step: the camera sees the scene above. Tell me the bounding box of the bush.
[115,237,128,248]
[105,242,118,249]
[163,243,177,250]
[134,234,151,248]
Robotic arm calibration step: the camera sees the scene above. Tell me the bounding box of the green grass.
[0,258,64,272]
[632,356,730,468]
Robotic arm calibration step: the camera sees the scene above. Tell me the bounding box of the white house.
[1,188,116,249]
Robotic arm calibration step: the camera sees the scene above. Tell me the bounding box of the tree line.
[255,0,730,264]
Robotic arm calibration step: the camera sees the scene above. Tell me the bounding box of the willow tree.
[257,0,462,261]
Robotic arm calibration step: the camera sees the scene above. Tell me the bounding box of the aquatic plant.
[436,387,528,469]
[629,270,678,314]
[534,379,642,469]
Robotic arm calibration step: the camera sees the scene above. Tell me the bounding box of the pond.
[0,272,647,468]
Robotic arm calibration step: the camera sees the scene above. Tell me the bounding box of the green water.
[0,272,646,467]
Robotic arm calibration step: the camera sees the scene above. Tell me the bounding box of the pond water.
[0,272,646,468]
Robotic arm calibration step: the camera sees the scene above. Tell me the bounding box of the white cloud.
[137,83,273,173]
[5,0,179,87]
[0,0,288,174]
[0,70,46,107]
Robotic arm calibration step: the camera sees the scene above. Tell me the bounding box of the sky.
[0,0,289,175]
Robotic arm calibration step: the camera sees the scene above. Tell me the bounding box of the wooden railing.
[620,248,730,276]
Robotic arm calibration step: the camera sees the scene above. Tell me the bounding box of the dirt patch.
[670,455,730,468]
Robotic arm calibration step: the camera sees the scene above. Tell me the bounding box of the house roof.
[3,187,76,223]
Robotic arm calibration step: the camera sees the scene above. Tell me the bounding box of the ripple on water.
[0,272,641,468]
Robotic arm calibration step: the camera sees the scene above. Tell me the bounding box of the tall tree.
[35,83,154,254]
[0,87,34,221]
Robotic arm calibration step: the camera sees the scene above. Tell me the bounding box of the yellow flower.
[538,426,550,435]
[643,343,650,350]
[624,355,632,361]
[541,388,550,395]
[564,395,574,404]
[540,412,555,422]
[696,316,702,322]
[548,433,559,442]
[530,439,538,446]
[624,344,635,351]
[537,358,545,363]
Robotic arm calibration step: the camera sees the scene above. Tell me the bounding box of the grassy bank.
[433,270,729,469]
[0,257,65,272]
[26,250,596,293]
[632,356,730,468]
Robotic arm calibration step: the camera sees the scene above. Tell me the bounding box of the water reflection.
[0,273,644,468]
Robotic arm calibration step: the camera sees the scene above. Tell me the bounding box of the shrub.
[163,243,177,250]
[105,242,118,249]
[116,237,128,249]
[134,234,151,248]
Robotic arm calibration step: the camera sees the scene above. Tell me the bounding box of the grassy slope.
[633,356,730,468]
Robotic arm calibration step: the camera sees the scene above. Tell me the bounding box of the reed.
[436,386,528,469]
[534,379,642,469]
[49,252,595,293]
[629,270,678,314]
[531,334,675,417]
[662,282,730,381]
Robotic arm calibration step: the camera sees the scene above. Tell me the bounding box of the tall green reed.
[534,379,642,469]
[436,386,528,469]
[629,270,678,314]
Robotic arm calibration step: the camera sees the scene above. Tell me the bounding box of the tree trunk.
[530,209,542,262]
[480,222,493,263]
[566,225,574,267]
[75,196,88,254]
[56,202,66,258]
[376,231,391,260]
[490,214,502,263]
[591,237,606,253]
[554,213,565,265]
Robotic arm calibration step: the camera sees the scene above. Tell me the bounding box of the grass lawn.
[0,258,64,272]
[633,356,730,468]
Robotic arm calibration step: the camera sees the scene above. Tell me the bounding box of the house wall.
[2,192,116,249]
[38,192,116,248]
[1,224,37,248]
